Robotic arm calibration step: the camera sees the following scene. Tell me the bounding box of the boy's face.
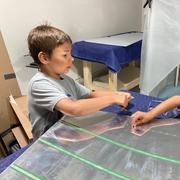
[44,42,74,75]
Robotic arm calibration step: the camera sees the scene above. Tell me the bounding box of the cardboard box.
[0,32,31,155]
[11,126,29,148]
[0,32,21,132]
[9,95,33,141]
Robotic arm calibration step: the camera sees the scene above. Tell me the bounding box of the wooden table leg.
[83,61,92,89]
[108,71,117,91]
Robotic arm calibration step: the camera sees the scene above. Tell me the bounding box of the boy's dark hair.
[28,25,72,65]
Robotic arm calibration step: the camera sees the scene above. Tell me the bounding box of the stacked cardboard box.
[0,32,32,156]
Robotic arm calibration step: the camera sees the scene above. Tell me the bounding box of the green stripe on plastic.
[63,121,180,165]
[10,164,43,180]
[39,138,133,180]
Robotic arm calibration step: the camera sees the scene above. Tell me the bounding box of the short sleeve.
[73,80,91,99]
[31,80,68,112]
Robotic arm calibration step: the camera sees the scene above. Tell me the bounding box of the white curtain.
[140,0,180,95]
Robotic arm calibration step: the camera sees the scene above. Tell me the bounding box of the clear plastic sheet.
[0,111,180,180]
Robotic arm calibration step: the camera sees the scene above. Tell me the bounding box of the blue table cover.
[72,39,142,73]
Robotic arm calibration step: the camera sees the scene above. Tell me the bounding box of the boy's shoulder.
[29,72,75,87]
[29,72,55,89]
[29,72,48,83]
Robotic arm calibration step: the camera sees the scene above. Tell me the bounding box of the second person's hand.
[131,111,154,128]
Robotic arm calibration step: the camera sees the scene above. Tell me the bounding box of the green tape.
[10,164,43,180]
[63,121,180,165]
[39,138,133,180]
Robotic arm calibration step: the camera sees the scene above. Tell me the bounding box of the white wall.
[0,0,142,95]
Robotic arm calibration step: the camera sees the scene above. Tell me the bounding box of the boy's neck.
[39,68,63,80]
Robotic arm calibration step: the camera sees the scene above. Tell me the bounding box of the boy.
[131,95,180,128]
[28,25,133,140]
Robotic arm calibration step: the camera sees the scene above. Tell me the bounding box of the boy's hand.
[131,111,154,128]
[116,92,133,101]
[113,92,133,109]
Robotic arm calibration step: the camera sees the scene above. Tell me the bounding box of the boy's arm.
[89,90,133,100]
[55,93,130,116]
[131,96,180,128]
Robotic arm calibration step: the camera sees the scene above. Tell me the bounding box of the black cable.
[143,0,152,9]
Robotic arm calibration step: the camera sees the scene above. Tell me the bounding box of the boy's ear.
[38,52,49,65]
